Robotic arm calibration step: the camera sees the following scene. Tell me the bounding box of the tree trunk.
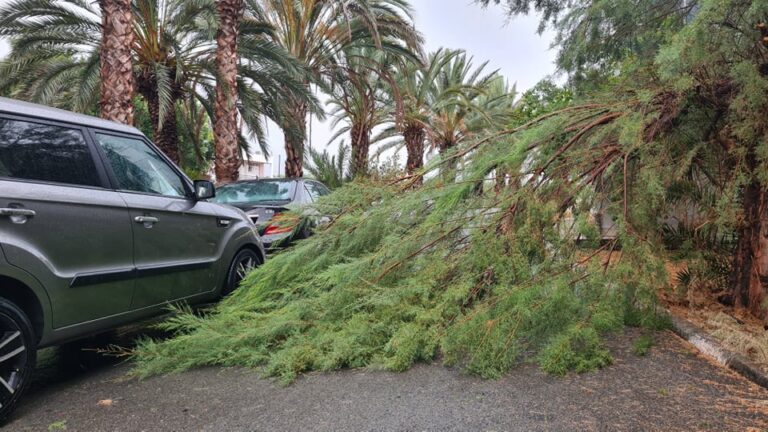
[404,123,424,184]
[283,100,307,178]
[98,0,135,125]
[350,122,370,178]
[213,0,245,184]
[729,34,768,321]
[495,166,511,193]
[154,106,179,165]
[730,148,768,321]
[138,82,181,165]
[439,140,458,182]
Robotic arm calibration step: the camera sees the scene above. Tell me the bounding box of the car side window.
[0,118,101,187]
[95,133,187,198]
[305,182,330,201]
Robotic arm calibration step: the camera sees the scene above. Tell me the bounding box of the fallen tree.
[132,0,768,380]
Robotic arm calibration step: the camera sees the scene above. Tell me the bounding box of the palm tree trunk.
[350,122,370,178]
[158,110,179,165]
[137,76,181,165]
[214,0,245,184]
[404,123,424,182]
[439,140,458,182]
[283,99,308,178]
[98,0,135,125]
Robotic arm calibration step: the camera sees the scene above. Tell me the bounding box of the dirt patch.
[662,260,768,376]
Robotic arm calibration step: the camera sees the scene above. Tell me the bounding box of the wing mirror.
[194,180,216,201]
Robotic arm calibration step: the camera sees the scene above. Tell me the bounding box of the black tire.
[222,248,261,297]
[295,218,313,241]
[0,298,36,423]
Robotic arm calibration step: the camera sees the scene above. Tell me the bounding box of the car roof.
[0,96,144,136]
[221,178,303,185]
[220,178,328,188]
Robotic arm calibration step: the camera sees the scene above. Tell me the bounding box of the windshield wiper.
[251,199,291,203]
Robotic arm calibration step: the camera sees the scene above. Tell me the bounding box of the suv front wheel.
[0,298,36,423]
[222,249,261,297]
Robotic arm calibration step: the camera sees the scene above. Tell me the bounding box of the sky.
[266,0,559,175]
[0,0,558,176]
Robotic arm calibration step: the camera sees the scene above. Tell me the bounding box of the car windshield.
[212,180,297,205]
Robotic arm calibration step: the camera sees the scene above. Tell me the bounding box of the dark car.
[212,178,331,249]
[0,97,265,421]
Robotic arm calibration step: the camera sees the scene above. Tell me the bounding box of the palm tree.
[386,49,459,177]
[305,141,350,189]
[213,0,245,182]
[0,0,313,169]
[375,49,508,182]
[99,0,136,125]
[426,50,499,155]
[176,0,318,172]
[130,0,196,163]
[0,0,104,112]
[258,0,421,178]
[325,43,417,177]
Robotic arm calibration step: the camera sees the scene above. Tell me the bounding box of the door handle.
[0,208,35,224]
[0,208,36,217]
[134,216,159,227]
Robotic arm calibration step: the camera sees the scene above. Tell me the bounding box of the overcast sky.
[0,0,558,176]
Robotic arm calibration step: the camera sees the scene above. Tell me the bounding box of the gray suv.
[0,97,265,420]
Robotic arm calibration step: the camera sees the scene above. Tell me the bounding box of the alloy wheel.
[0,321,27,409]
[234,255,257,285]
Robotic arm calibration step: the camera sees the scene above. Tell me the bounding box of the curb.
[668,313,768,390]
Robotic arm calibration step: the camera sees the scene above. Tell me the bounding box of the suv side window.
[95,133,187,198]
[0,118,101,187]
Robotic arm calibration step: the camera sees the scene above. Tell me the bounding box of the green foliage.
[538,326,612,376]
[47,420,67,431]
[674,251,732,301]
[305,142,350,189]
[510,80,573,125]
[134,98,214,176]
[632,334,655,356]
[132,104,668,380]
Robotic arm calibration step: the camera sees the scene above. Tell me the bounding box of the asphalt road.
[6,328,768,432]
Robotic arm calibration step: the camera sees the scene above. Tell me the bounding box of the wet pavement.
[6,328,768,431]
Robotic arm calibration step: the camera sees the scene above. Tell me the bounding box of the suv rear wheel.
[0,298,36,423]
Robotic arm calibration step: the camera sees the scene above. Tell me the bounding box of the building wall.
[239,161,273,179]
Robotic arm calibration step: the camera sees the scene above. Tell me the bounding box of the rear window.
[0,118,100,187]
[212,181,297,205]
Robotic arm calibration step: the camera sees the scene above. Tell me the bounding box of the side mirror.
[194,180,216,200]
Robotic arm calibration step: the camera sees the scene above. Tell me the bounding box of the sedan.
[211,178,331,249]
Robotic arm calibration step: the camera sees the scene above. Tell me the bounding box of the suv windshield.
[213,180,297,205]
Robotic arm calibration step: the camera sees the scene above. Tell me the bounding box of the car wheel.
[223,249,261,296]
[294,218,313,241]
[0,298,36,423]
